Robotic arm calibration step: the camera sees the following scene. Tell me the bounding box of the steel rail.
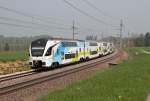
[0,70,36,82]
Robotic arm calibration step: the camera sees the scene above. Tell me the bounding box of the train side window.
[57,49,59,54]
[65,54,76,59]
[61,52,64,60]
[76,50,78,57]
[61,51,64,56]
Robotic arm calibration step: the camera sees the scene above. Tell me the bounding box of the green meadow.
[0,51,28,61]
[37,47,150,101]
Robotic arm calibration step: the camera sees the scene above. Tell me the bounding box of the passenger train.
[28,38,114,69]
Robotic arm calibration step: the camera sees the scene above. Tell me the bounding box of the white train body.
[29,39,114,68]
[85,42,99,59]
[101,42,108,55]
[108,43,115,53]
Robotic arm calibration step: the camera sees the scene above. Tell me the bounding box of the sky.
[0,0,149,39]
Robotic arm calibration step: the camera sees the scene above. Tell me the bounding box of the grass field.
[0,51,30,75]
[0,51,28,61]
[37,47,150,101]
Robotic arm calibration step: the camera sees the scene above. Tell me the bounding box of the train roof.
[32,38,86,42]
[32,38,111,43]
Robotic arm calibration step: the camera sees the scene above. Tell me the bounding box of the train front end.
[28,38,58,69]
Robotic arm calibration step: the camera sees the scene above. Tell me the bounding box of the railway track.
[0,50,120,96]
[0,70,37,82]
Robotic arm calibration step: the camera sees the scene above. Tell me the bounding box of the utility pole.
[128,32,130,48]
[120,19,123,49]
[101,32,103,41]
[72,20,78,40]
[72,20,75,40]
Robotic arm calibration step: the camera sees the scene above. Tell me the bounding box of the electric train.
[28,38,114,69]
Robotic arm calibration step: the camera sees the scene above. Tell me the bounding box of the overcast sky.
[0,0,149,39]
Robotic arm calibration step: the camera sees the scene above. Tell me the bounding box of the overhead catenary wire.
[62,0,117,27]
[0,4,119,38]
[0,16,103,34]
[0,22,42,29]
[82,0,118,20]
[0,4,104,39]
[0,21,71,31]
[0,5,71,27]
[0,6,33,18]
[0,16,70,30]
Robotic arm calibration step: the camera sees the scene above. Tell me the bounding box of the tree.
[134,34,145,47]
[144,32,150,46]
[4,43,9,51]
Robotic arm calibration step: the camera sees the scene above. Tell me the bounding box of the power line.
[0,16,70,30]
[0,16,40,25]
[82,0,117,20]
[0,22,41,29]
[62,0,116,27]
[0,6,33,18]
[0,5,71,27]
[33,16,71,27]
[43,16,72,26]
[0,21,70,31]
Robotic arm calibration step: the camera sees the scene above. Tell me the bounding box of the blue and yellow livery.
[28,38,114,69]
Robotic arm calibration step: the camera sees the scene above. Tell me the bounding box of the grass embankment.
[37,47,150,101]
[0,51,28,61]
[0,51,30,75]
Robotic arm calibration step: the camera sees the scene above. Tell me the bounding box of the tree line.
[0,32,149,52]
[130,32,150,47]
[0,35,52,51]
[85,32,150,48]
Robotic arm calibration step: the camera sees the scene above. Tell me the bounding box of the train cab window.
[31,38,48,57]
[31,47,44,57]
[45,47,52,56]
[45,44,58,56]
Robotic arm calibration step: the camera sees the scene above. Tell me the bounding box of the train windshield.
[31,47,45,56]
[31,39,48,56]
